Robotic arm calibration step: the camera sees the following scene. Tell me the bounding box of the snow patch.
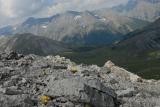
[100,18,106,21]
[42,25,47,29]
[74,15,82,20]
[94,14,98,17]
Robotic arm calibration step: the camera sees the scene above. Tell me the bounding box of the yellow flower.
[40,95,52,105]
[70,66,78,73]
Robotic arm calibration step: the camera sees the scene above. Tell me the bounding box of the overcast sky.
[0,0,129,27]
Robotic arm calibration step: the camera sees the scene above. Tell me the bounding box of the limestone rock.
[111,66,142,82]
[104,60,115,69]
[116,88,137,97]
[0,51,159,107]
[45,77,118,107]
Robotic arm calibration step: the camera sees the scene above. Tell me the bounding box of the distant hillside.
[118,18,160,52]
[0,26,14,35]
[0,33,70,55]
[112,0,160,21]
[0,10,148,46]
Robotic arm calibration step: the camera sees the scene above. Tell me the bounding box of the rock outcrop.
[0,51,159,107]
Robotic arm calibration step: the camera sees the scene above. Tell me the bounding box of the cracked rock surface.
[0,51,160,107]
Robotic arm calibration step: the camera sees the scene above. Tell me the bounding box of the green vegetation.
[148,51,160,58]
[60,47,160,80]
[85,103,92,107]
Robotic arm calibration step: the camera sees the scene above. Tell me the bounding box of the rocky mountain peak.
[0,51,160,107]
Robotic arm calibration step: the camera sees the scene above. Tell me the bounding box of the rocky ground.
[0,51,160,107]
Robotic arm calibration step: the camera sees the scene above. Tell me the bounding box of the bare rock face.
[104,60,142,83]
[0,51,160,107]
[104,60,115,69]
[103,61,160,107]
[45,77,118,107]
[111,66,142,83]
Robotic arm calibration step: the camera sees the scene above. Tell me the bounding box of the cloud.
[0,0,129,27]
[45,0,129,16]
[0,0,51,18]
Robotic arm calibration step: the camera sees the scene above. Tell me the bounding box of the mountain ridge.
[0,33,70,55]
[117,18,160,52]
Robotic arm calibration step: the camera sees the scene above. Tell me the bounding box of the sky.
[0,0,129,27]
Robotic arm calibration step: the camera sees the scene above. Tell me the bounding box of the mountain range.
[0,9,148,46]
[0,0,160,47]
